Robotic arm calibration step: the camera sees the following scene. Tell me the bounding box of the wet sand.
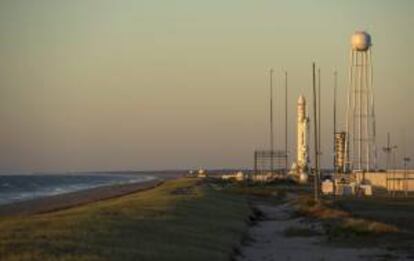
[0,179,163,216]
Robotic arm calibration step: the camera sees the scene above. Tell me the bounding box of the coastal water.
[0,174,155,206]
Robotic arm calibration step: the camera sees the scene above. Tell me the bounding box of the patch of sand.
[237,202,394,261]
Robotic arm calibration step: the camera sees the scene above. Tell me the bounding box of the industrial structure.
[344,31,377,172]
[329,31,414,196]
[253,69,287,177]
[254,150,287,175]
[249,30,414,196]
[334,132,346,173]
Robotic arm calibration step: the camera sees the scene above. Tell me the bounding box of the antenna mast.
[270,69,274,174]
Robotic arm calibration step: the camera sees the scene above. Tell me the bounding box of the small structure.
[196,169,207,178]
[354,171,414,194]
[359,184,373,196]
[337,184,355,196]
[221,171,246,182]
[250,172,282,183]
[322,180,334,194]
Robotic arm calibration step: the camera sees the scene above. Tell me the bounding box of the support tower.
[345,31,377,172]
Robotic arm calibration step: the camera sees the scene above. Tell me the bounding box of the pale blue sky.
[0,0,413,172]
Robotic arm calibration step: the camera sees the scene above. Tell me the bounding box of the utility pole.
[333,70,337,172]
[382,132,397,193]
[382,133,397,170]
[270,69,274,174]
[403,157,410,197]
[402,130,409,197]
[285,71,288,174]
[318,68,322,174]
[313,63,319,201]
[333,70,338,198]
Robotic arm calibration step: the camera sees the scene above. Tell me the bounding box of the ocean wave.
[0,174,156,206]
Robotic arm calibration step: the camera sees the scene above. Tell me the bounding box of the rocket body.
[297,95,309,171]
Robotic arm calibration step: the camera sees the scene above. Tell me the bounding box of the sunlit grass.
[293,195,400,238]
[0,178,251,261]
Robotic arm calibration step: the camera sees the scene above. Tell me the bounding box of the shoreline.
[0,178,163,217]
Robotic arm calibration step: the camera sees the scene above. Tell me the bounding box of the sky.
[0,0,413,173]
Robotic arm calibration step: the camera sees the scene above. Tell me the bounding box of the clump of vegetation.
[294,196,350,219]
[340,218,399,235]
[293,195,399,239]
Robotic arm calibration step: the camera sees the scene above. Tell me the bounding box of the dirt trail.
[236,201,394,261]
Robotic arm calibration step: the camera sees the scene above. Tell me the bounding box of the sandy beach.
[0,178,163,216]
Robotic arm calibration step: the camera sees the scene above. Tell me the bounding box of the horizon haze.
[1,0,413,173]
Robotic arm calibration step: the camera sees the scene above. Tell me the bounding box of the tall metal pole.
[333,70,337,198]
[345,50,354,173]
[386,132,391,193]
[358,52,363,170]
[403,157,410,197]
[313,63,319,201]
[369,49,377,170]
[383,132,397,193]
[392,149,397,197]
[318,68,321,172]
[364,52,370,170]
[333,71,337,171]
[270,69,274,174]
[402,130,409,197]
[254,151,258,175]
[383,132,396,170]
[285,71,288,174]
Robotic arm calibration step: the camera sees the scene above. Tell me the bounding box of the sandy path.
[237,201,391,261]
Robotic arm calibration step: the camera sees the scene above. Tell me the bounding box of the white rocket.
[297,95,309,173]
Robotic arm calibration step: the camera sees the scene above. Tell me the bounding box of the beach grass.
[293,195,400,236]
[292,194,414,256]
[334,197,414,253]
[336,197,414,233]
[0,178,251,261]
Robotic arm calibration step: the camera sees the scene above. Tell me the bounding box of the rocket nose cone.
[298,95,306,104]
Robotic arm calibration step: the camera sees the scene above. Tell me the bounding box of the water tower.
[344,31,377,172]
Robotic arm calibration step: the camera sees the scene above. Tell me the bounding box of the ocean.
[0,173,155,206]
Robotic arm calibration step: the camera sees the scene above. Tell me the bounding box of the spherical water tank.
[351,31,371,51]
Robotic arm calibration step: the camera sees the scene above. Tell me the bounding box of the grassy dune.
[0,178,251,261]
[337,197,414,233]
[336,197,414,254]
